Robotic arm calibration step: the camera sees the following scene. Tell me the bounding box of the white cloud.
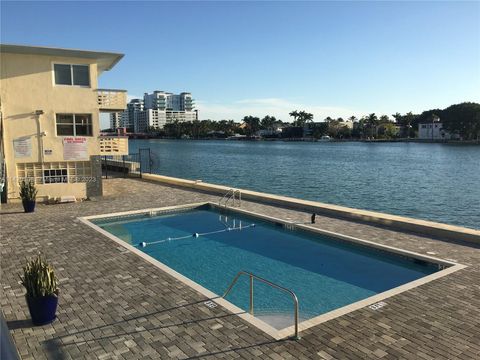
[196,98,363,122]
[127,94,143,102]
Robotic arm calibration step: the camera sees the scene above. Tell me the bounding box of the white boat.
[318,135,332,142]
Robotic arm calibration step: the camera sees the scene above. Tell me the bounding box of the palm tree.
[301,111,314,124]
[289,110,300,126]
[404,112,417,138]
[392,112,402,123]
[366,113,379,138]
[242,115,260,136]
[292,111,312,127]
[379,115,390,124]
[261,115,277,130]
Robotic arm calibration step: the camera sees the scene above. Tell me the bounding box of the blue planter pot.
[26,295,58,326]
[22,200,36,213]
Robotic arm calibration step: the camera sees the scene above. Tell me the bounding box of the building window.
[54,64,90,86]
[56,114,92,136]
[17,162,92,185]
[44,169,68,184]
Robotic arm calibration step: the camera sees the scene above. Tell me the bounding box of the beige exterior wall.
[1,52,102,200]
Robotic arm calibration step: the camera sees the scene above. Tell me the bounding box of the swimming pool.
[82,203,463,339]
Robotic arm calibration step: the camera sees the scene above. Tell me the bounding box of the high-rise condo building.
[126,99,144,132]
[111,91,197,132]
[144,91,195,112]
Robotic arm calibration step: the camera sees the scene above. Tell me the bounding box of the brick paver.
[1,178,479,359]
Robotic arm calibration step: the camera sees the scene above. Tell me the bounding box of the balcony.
[99,136,129,155]
[97,89,127,112]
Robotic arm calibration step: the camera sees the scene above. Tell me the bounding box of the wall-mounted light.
[34,110,44,115]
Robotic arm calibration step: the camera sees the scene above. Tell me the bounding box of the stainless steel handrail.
[219,188,233,206]
[226,192,235,207]
[219,189,241,207]
[222,270,300,340]
[234,189,241,207]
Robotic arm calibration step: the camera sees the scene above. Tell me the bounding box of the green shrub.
[19,179,38,201]
[20,254,58,298]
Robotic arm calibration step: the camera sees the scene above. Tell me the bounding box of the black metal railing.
[102,148,161,179]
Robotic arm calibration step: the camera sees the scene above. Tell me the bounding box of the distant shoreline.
[127,136,480,144]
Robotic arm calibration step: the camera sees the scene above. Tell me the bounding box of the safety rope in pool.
[137,223,256,248]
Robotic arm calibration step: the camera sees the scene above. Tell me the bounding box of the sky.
[1,1,479,128]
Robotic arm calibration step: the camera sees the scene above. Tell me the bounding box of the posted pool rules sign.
[63,137,88,160]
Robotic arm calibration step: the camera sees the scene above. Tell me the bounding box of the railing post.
[139,152,142,179]
[249,274,254,315]
[122,155,126,177]
[104,156,108,179]
[294,297,300,340]
[148,148,152,174]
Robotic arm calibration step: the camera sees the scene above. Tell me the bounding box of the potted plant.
[19,179,38,213]
[20,254,59,325]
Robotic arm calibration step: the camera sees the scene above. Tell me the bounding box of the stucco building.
[418,119,456,140]
[0,44,128,202]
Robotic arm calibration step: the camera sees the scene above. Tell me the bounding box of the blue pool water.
[95,207,439,329]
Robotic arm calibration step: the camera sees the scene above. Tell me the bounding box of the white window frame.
[55,113,93,137]
[52,62,91,87]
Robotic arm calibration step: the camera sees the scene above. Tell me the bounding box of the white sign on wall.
[63,137,88,160]
[13,137,32,158]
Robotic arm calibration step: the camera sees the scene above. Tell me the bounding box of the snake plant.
[20,254,58,298]
[19,179,38,201]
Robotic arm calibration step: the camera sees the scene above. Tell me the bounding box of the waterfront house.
[256,126,283,138]
[418,119,456,140]
[0,44,128,203]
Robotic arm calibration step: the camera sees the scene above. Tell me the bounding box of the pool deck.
[1,178,479,359]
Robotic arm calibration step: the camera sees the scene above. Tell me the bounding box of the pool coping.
[79,202,467,340]
[140,173,480,244]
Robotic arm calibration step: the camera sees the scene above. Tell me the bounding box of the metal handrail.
[219,189,241,207]
[233,189,242,207]
[225,192,235,207]
[222,270,300,340]
[219,188,234,206]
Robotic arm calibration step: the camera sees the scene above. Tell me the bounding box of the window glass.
[57,114,74,124]
[56,114,92,136]
[72,65,90,86]
[44,169,68,184]
[75,114,92,136]
[56,114,74,135]
[54,64,72,85]
[57,125,74,136]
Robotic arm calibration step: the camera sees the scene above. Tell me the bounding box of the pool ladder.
[223,270,300,340]
[219,189,242,207]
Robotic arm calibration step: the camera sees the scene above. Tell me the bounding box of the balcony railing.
[99,136,129,155]
[97,89,127,112]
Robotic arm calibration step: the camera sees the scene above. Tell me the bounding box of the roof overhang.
[0,44,124,73]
